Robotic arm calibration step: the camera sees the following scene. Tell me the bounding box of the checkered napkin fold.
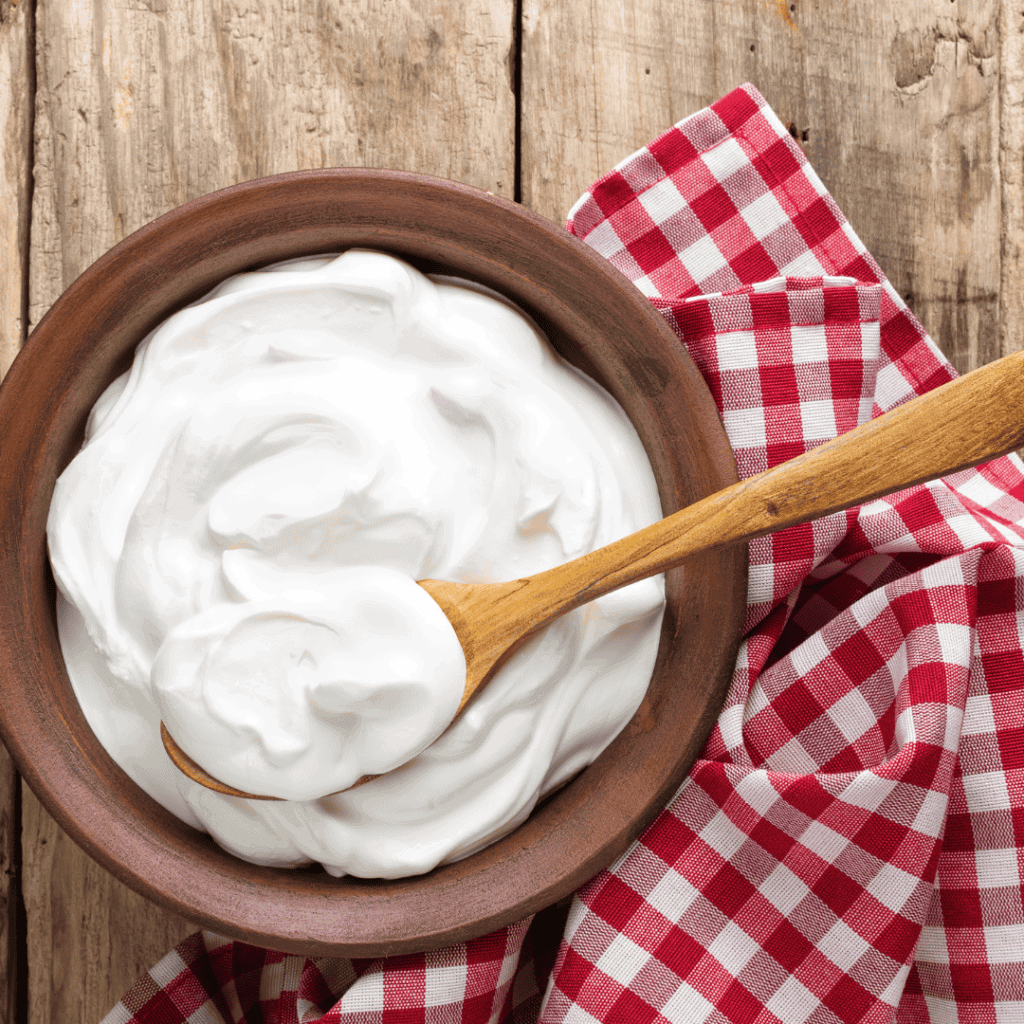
[104,84,1024,1024]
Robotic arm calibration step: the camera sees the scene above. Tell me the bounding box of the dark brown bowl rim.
[0,168,747,956]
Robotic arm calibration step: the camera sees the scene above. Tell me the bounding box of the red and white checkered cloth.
[103,84,1024,1024]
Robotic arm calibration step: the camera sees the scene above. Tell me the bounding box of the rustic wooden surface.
[1,3,34,1021]
[1,1,1021,1021]
[0,0,30,380]
[522,0,1021,369]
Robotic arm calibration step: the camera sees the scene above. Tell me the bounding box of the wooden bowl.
[0,169,746,956]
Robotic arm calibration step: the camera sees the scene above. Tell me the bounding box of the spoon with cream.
[163,349,1024,800]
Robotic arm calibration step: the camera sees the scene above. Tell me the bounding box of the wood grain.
[521,0,1006,376]
[999,0,1024,356]
[20,807,194,1024]
[0,0,32,375]
[26,1,514,1021]
[30,0,515,323]
[0,745,18,1024]
[1,2,32,1021]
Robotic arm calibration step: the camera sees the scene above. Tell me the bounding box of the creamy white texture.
[47,250,666,878]
[152,571,466,800]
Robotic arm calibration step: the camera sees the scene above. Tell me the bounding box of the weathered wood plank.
[21,794,195,1024]
[521,0,1004,377]
[1,0,32,376]
[1,2,33,1021]
[30,0,515,323]
[520,0,716,225]
[999,0,1024,357]
[26,1,515,1021]
[0,745,18,1024]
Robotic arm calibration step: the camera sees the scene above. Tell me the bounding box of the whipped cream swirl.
[48,250,666,878]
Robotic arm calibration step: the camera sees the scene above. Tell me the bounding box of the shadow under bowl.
[0,169,747,957]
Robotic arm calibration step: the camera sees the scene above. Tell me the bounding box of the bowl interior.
[0,169,746,956]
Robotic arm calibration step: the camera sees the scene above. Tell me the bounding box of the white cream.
[47,250,666,879]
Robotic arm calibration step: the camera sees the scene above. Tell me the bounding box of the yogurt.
[47,250,666,879]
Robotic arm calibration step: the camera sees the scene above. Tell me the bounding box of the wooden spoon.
[163,350,1024,800]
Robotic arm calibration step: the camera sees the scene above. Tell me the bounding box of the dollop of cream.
[47,250,666,878]
[153,570,465,800]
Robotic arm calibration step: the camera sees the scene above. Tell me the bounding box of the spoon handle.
[167,350,1024,800]
[516,349,1024,627]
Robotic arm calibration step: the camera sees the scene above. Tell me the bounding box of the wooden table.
[1,2,1021,1020]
